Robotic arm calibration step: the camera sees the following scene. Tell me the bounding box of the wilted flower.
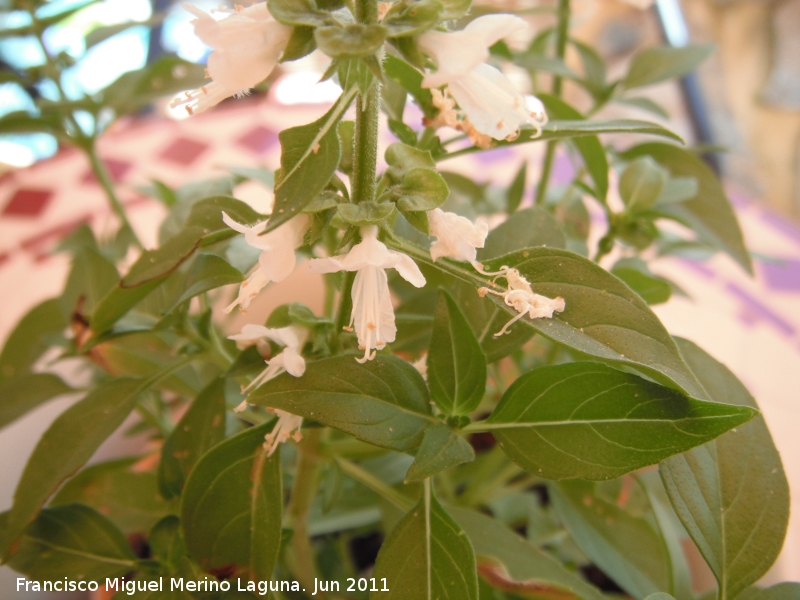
[475,264,565,336]
[171,2,292,115]
[223,212,311,313]
[428,208,489,263]
[418,14,547,141]
[307,225,426,362]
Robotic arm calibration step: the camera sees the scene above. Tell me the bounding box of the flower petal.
[390,251,426,288]
[448,63,535,140]
[229,324,272,342]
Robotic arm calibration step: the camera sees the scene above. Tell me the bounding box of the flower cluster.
[177,3,562,454]
[418,15,548,144]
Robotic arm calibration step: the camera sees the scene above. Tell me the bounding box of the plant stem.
[287,428,322,593]
[350,0,381,205]
[335,457,414,512]
[534,0,571,205]
[84,144,144,248]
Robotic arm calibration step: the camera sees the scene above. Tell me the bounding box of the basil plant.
[1,0,795,599]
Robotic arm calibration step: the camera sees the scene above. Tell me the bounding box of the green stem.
[335,457,414,512]
[534,0,571,205]
[350,0,381,206]
[287,428,322,593]
[551,0,571,97]
[84,144,143,248]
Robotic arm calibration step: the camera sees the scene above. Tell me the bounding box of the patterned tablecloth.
[1,91,799,588]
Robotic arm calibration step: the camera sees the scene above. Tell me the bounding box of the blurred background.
[1,0,799,598]
[2,0,798,214]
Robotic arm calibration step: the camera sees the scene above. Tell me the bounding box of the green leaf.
[91,197,260,332]
[338,201,396,226]
[268,0,327,26]
[65,246,122,313]
[571,39,607,91]
[538,94,609,202]
[181,421,282,580]
[371,490,478,600]
[620,156,668,211]
[51,458,174,535]
[315,23,387,58]
[85,14,166,49]
[611,258,672,305]
[2,378,144,559]
[656,176,698,206]
[0,298,68,379]
[623,45,714,90]
[440,0,471,19]
[149,515,187,573]
[550,480,675,599]
[0,374,73,432]
[270,89,355,232]
[506,162,527,213]
[393,168,449,213]
[738,584,800,600]
[102,56,208,116]
[480,207,566,259]
[383,0,443,37]
[250,355,435,452]
[385,142,436,181]
[404,424,474,482]
[659,338,789,600]
[484,362,757,480]
[280,25,317,62]
[427,291,486,415]
[620,143,752,274]
[448,506,606,600]
[441,119,682,160]
[384,55,437,120]
[159,378,227,499]
[616,97,670,119]
[183,195,264,242]
[388,119,417,146]
[0,111,62,138]
[6,504,135,581]
[168,253,243,312]
[476,248,703,396]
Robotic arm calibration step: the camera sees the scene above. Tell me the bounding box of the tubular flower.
[228,324,306,432]
[474,264,565,336]
[418,14,547,141]
[171,3,292,115]
[428,208,489,263]
[223,212,311,313]
[307,225,426,363]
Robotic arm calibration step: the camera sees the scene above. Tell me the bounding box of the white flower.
[307,225,426,363]
[418,14,547,141]
[171,3,292,115]
[229,325,306,455]
[428,208,489,263]
[264,409,303,456]
[229,324,306,425]
[475,264,565,336]
[223,212,311,313]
